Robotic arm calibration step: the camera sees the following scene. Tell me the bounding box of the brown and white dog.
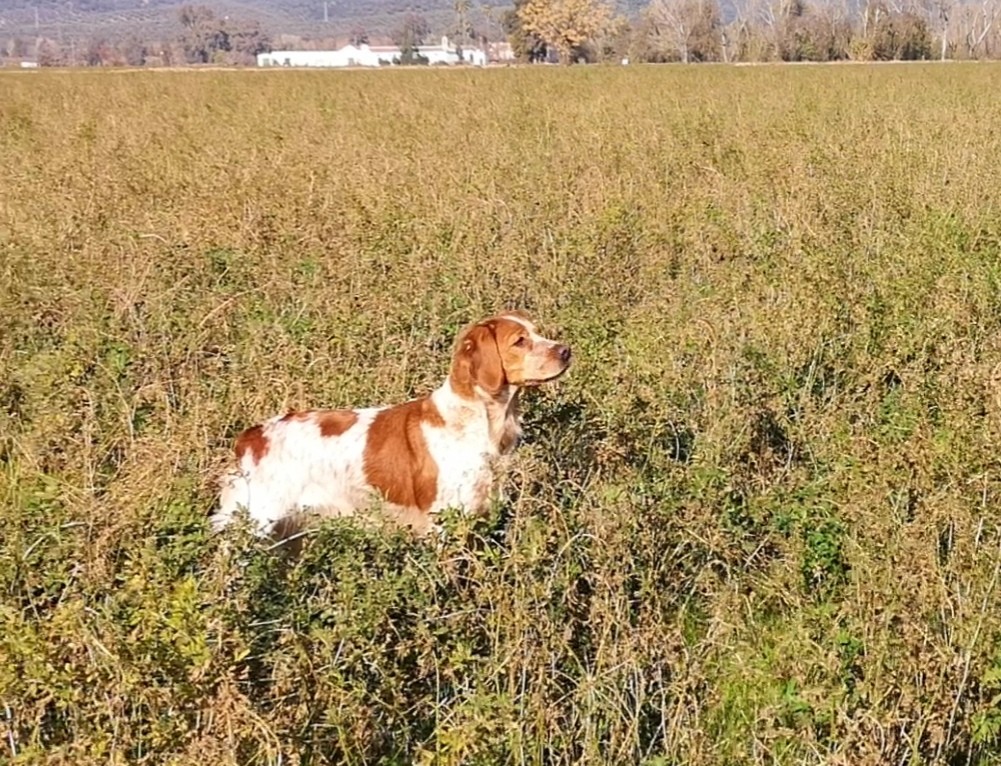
[212,311,571,538]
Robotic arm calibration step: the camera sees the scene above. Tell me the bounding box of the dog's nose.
[558,345,572,364]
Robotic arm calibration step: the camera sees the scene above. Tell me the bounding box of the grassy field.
[3,63,1001,765]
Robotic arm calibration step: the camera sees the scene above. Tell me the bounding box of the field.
[3,63,1001,765]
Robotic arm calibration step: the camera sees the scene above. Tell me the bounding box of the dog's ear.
[451,322,505,398]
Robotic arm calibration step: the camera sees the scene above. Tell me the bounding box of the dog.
[211,311,571,538]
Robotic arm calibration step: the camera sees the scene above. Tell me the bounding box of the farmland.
[3,64,1001,764]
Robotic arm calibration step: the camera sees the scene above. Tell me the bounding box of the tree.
[590,14,632,61]
[517,0,614,63]
[854,2,931,58]
[772,0,852,60]
[227,18,271,63]
[935,0,953,58]
[647,0,723,61]
[897,10,933,56]
[454,0,472,57]
[84,36,114,66]
[5,36,28,59]
[37,38,64,67]
[177,6,268,65]
[960,0,1000,57]
[503,0,549,61]
[178,5,229,64]
[743,0,784,58]
[394,13,432,64]
[349,26,370,46]
[121,34,148,66]
[394,12,431,47]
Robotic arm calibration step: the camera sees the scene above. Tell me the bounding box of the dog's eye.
[513,337,527,348]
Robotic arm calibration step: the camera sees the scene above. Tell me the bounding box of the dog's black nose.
[558,345,572,364]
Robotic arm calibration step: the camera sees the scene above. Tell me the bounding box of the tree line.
[507,0,1001,63]
[2,0,999,66]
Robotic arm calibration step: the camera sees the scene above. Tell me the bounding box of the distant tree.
[121,35,148,66]
[36,38,64,67]
[778,3,851,60]
[394,13,431,64]
[394,12,431,47]
[932,0,953,58]
[85,36,114,66]
[592,14,632,60]
[399,47,431,65]
[5,36,28,59]
[503,0,549,61]
[737,0,785,59]
[176,5,268,65]
[162,41,183,66]
[517,0,614,63]
[178,5,229,64]
[848,2,928,58]
[228,18,271,62]
[349,26,370,46]
[450,0,484,60]
[775,0,810,59]
[454,0,472,55]
[647,0,723,61]
[956,0,999,58]
[625,13,672,61]
[899,11,934,56]
[871,7,932,58]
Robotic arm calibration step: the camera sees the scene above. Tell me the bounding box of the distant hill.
[0,0,479,44]
[0,0,650,47]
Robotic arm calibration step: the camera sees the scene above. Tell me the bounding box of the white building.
[257,45,396,68]
[418,36,487,66]
[487,42,515,63]
[257,37,487,68]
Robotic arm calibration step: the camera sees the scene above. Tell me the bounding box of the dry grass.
[3,63,1001,764]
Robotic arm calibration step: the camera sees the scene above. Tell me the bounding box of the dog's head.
[450,310,571,400]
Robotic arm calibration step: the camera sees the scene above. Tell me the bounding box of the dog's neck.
[493,388,522,454]
[432,381,522,455]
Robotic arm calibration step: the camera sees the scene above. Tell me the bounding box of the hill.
[0,0,648,48]
[0,0,644,47]
[0,0,503,45]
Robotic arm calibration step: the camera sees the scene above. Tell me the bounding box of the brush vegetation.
[3,64,1001,765]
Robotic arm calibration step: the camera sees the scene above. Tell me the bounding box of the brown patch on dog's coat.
[281,409,359,437]
[234,425,269,464]
[316,410,358,437]
[363,398,445,512]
